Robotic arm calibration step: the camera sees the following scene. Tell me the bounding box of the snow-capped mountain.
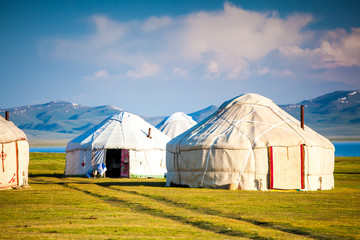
[0,100,217,141]
[0,101,123,139]
[281,90,360,136]
[1,90,359,141]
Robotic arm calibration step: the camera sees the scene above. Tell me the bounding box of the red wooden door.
[120,149,129,178]
[269,145,305,190]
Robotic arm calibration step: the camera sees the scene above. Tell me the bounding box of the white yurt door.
[269,145,305,190]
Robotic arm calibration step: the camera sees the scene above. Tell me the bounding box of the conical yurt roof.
[167,93,334,152]
[157,112,197,138]
[66,111,170,152]
[0,116,27,143]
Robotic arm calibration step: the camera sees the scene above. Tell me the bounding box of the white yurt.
[157,112,197,138]
[166,93,335,191]
[65,112,171,178]
[0,115,29,189]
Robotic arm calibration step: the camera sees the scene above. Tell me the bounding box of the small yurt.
[166,93,335,191]
[0,115,29,189]
[157,112,197,138]
[65,112,170,178]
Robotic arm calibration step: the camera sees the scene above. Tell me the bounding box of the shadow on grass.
[29,173,165,187]
[29,173,66,178]
[112,187,343,240]
[334,172,360,174]
[67,184,267,240]
[30,173,167,188]
[97,181,166,188]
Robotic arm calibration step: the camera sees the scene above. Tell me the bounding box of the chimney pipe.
[5,111,9,121]
[147,128,152,138]
[300,105,304,129]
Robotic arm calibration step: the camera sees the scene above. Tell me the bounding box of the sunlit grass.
[0,154,358,239]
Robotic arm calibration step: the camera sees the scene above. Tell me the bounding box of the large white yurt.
[0,115,29,189]
[157,112,197,138]
[166,93,335,191]
[65,112,170,178]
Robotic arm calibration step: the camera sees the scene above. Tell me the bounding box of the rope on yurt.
[173,113,217,187]
[201,104,300,188]
[235,119,296,187]
[273,108,322,190]
[200,106,264,187]
[116,111,126,147]
[176,153,181,184]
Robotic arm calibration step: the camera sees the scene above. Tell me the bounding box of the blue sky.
[1,0,360,116]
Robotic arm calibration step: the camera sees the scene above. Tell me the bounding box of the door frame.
[268,145,305,189]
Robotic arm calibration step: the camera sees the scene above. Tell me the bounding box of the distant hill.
[0,101,123,140]
[280,90,360,137]
[0,100,218,143]
[1,90,359,144]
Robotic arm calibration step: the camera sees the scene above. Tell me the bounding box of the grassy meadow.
[0,153,359,239]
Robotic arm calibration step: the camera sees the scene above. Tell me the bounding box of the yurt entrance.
[268,145,305,190]
[105,149,130,178]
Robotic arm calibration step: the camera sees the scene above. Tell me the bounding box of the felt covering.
[157,112,197,138]
[0,116,29,189]
[166,93,334,191]
[65,112,170,177]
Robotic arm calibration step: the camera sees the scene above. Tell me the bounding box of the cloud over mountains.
[47,2,360,85]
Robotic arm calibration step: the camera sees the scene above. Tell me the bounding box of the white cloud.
[171,2,314,79]
[177,3,312,61]
[126,62,160,78]
[273,69,293,76]
[315,28,360,67]
[143,16,173,31]
[172,67,188,76]
[227,59,250,79]
[207,61,219,74]
[257,67,270,76]
[83,69,110,81]
[47,2,359,84]
[280,28,360,68]
[50,15,127,64]
[90,15,126,46]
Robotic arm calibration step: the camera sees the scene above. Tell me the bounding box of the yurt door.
[105,149,121,177]
[268,145,305,190]
[0,143,18,188]
[120,149,129,178]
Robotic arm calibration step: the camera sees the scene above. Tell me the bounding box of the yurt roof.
[167,93,334,152]
[0,116,27,143]
[66,112,170,152]
[157,112,197,138]
[161,112,196,125]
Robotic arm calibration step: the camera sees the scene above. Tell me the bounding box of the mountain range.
[282,90,360,137]
[1,90,359,144]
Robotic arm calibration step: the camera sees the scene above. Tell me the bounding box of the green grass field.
[0,153,359,239]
